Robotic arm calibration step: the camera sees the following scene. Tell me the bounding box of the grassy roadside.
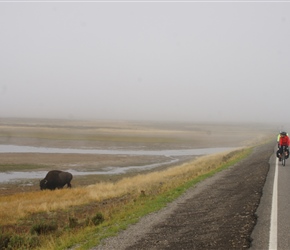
[74,148,252,250]
[0,146,252,250]
[74,147,252,250]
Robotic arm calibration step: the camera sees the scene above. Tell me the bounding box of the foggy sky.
[1,1,290,124]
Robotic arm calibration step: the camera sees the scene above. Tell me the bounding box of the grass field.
[0,118,276,249]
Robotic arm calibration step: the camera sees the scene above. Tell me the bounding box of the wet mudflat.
[0,120,189,193]
[0,146,234,183]
[0,119,275,196]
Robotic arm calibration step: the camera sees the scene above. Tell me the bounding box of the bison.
[40,170,73,190]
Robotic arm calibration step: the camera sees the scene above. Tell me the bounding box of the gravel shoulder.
[93,142,274,250]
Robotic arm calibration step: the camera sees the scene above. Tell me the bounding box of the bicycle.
[280,145,288,166]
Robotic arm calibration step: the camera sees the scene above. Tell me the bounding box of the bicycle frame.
[281,146,287,166]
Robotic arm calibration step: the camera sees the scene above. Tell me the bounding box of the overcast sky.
[1,1,290,124]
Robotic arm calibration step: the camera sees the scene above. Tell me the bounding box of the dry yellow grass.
[0,149,239,226]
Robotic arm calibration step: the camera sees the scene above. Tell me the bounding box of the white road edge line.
[269,157,278,250]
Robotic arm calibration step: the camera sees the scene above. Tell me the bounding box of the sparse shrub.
[0,232,10,249]
[26,235,40,249]
[91,212,104,226]
[68,216,78,228]
[30,222,58,235]
[140,190,146,197]
[0,234,40,250]
[6,235,25,249]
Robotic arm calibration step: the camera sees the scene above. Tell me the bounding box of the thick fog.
[1,2,289,124]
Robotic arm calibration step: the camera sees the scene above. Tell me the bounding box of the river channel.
[0,145,236,183]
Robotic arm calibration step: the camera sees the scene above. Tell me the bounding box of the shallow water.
[0,157,179,183]
[0,145,233,156]
[0,145,235,183]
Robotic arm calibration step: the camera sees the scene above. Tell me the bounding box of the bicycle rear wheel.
[282,154,286,166]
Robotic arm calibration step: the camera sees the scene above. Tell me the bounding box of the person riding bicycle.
[277,131,290,160]
[277,131,289,145]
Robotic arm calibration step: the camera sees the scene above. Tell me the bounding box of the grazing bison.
[40,170,73,190]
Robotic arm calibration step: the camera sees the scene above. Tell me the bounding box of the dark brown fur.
[40,170,73,190]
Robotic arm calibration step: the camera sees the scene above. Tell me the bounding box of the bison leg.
[67,182,72,188]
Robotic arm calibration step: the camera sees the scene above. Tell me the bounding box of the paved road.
[251,146,290,250]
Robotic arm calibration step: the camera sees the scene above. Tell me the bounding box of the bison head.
[40,179,48,190]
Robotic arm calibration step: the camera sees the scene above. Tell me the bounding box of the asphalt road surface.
[94,142,276,250]
[251,144,290,250]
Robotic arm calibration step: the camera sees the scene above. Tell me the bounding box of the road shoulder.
[94,142,274,250]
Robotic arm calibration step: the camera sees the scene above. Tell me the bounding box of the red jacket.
[279,136,290,146]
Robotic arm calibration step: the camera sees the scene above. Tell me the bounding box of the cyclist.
[277,131,289,145]
[277,131,290,160]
